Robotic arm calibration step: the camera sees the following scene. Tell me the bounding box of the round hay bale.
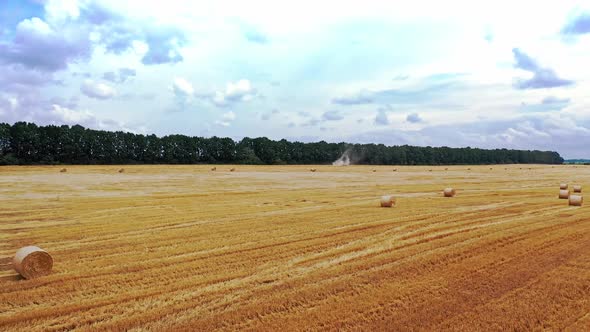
[13,246,53,279]
[392,169,397,172]
[230,168,236,172]
[310,168,317,172]
[372,169,376,172]
[573,185,582,193]
[118,168,125,173]
[467,168,471,171]
[560,183,568,190]
[443,188,456,197]
[380,195,396,207]
[211,167,216,171]
[59,168,67,173]
[559,189,570,199]
[569,195,583,206]
[445,168,448,171]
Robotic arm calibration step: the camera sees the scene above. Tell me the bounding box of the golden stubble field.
[0,164,589,331]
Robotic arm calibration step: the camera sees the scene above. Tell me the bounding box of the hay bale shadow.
[0,274,22,282]
[0,257,21,281]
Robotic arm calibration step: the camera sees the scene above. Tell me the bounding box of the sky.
[0,0,590,158]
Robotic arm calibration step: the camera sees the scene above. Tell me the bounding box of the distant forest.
[0,122,564,165]
[565,159,590,164]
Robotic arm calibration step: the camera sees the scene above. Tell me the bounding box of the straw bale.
[13,246,53,279]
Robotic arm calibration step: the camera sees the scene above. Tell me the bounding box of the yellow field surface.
[1,165,589,331]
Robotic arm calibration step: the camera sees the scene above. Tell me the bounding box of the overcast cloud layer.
[1,0,589,158]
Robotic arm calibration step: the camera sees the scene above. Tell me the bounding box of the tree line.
[0,122,564,165]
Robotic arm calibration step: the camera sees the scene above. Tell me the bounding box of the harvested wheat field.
[1,165,589,331]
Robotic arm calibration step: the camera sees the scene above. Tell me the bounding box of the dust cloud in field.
[333,149,352,166]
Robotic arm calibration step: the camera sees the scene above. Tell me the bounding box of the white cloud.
[211,79,256,106]
[80,80,116,99]
[0,94,18,120]
[172,77,194,96]
[0,94,19,111]
[212,91,225,106]
[223,111,236,121]
[44,0,81,23]
[18,17,53,35]
[225,79,253,100]
[215,111,236,127]
[50,104,96,124]
[48,104,145,133]
[0,16,92,72]
[543,114,590,135]
[499,122,551,143]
